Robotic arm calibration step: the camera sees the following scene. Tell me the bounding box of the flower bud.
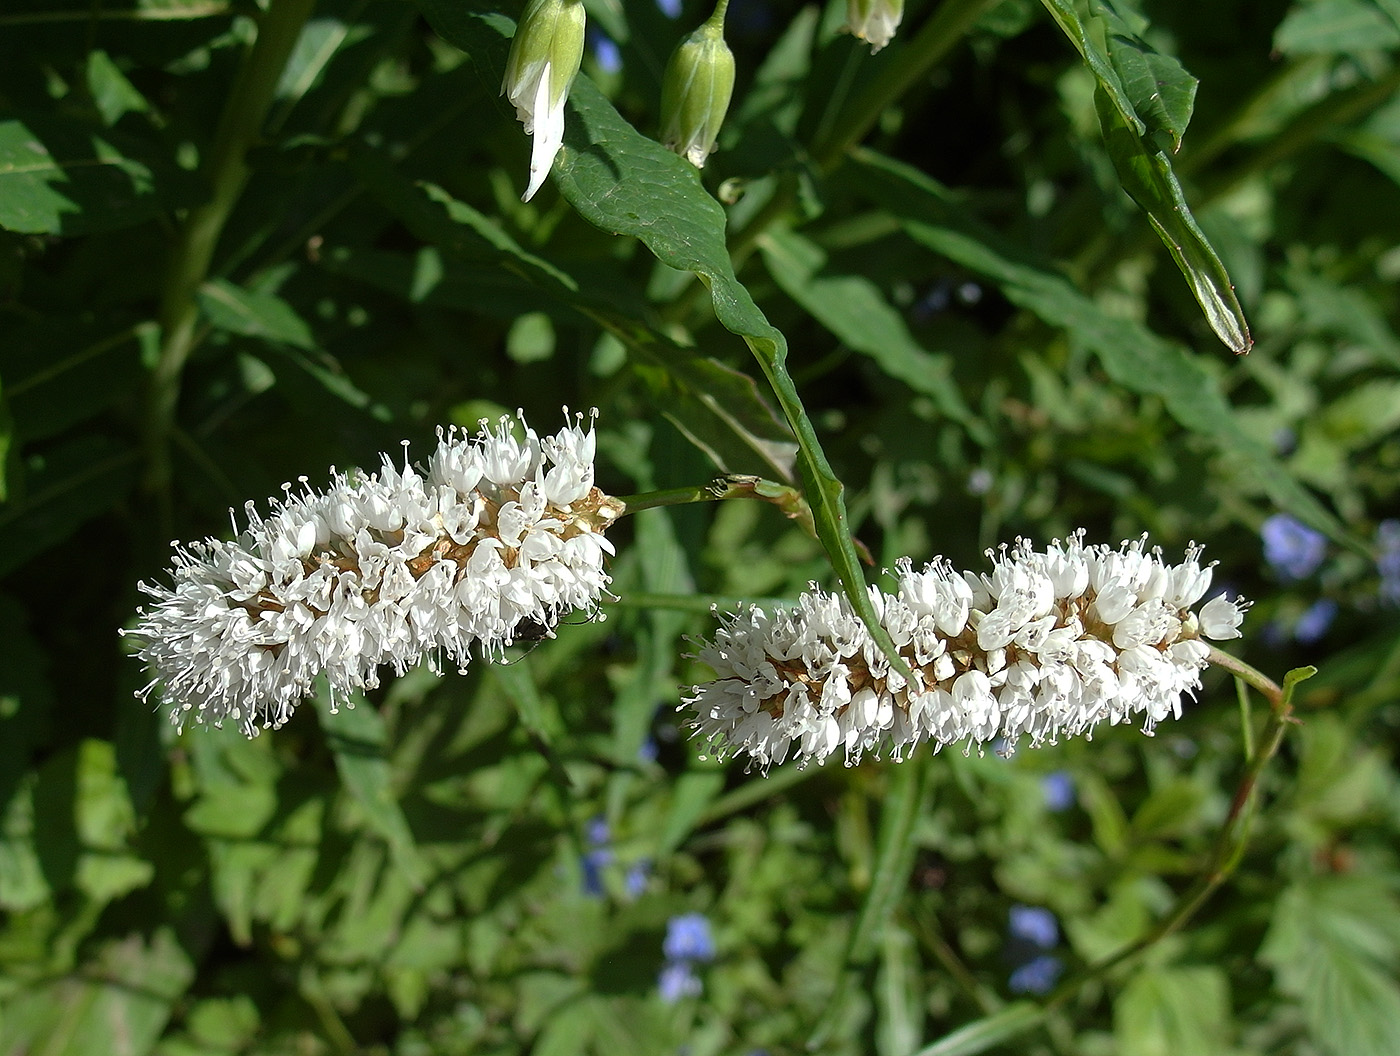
[501,0,587,201]
[659,7,735,169]
[845,0,904,52]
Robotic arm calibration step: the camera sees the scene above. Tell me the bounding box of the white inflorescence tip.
[681,532,1251,771]
[127,410,614,738]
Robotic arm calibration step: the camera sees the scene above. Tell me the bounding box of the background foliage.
[3,0,1400,1052]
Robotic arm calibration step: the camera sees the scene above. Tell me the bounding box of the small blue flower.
[586,816,610,846]
[1008,954,1063,995]
[655,0,682,18]
[664,913,716,962]
[1041,771,1075,812]
[658,959,702,1003]
[1261,514,1327,580]
[638,736,659,763]
[581,816,612,897]
[1008,905,1059,949]
[1294,598,1338,644]
[590,31,622,74]
[625,860,651,898]
[1378,520,1400,606]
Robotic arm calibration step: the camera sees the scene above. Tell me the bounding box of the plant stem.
[1040,663,1308,1008]
[143,0,317,511]
[808,757,931,1050]
[1207,646,1282,706]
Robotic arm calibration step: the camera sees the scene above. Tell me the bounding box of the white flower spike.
[126,410,621,737]
[682,533,1251,770]
[502,0,587,202]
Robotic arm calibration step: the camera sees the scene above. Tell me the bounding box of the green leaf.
[1114,965,1234,1056]
[910,1003,1045,1056]
[1039,0,1250,351]
[554,76,908,672]
[317,702,427,890]
[0,117,176,235]
[346,159,798,480]
[1261,876,1400,1056]
[852,148,1349,545]
[656,771,725,858]
[1275,0,1400,55]
[85,50,151,126]
[490,659,565,746]
[197,278,316,349]
[0,927,195,1056]
[759,227,988,442]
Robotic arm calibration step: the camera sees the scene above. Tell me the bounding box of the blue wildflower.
[664,913,715,962]
[1008,954,1064,995]
[655,0,682,18]
[1041,772,1075,812]
[1378,520,1400,606]
[1008,905,1058,949]
[625,860,651,898]
[581,816,613,897]
[590,31,622,74]
[1261,514,1327,580]
[658,959,702,1003]
[1294,599,1337,644]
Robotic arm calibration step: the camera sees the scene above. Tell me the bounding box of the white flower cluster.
[126,411,621,737]
[683,533,1249,770]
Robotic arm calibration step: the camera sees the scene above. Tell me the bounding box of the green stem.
[914,661,1312,1054]
[1206,646,1282,706]
[1039,663,1308,1008]
[143,0,317,509]
[808,757,931,1050]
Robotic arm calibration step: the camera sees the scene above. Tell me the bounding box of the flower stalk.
[144,0,317,510]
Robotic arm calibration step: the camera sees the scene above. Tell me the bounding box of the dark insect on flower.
[511,617,558,644]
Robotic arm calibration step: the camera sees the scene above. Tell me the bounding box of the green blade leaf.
[911,1003,1046,1056]
[1039,0,1251,351]
[852,148,1350,546]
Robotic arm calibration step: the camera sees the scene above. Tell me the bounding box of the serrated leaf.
[852,148,1349,545]
[1115,965,1234,1056]
[317,702,427,890]
[1261,876,1400,1056]
[0,928,194,1056]
[0,117,173,235]
[1039,0,1250,351]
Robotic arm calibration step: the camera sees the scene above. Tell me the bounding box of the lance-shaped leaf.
[1040,0,1251,352]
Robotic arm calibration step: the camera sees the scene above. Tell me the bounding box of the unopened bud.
[845,0,903,52]
[501,0,587,201]
[659,5,735,169]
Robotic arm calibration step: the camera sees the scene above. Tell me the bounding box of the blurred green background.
[2,0,1400,1052]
